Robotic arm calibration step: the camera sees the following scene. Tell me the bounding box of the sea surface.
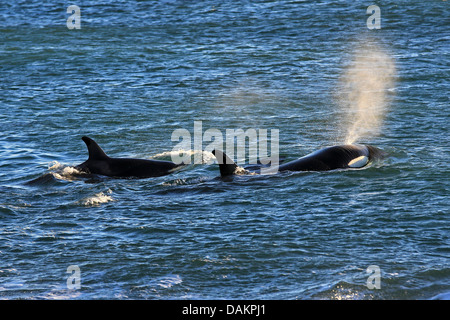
[0,1,449,300]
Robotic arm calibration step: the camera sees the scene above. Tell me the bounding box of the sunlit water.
[0,1,449,299]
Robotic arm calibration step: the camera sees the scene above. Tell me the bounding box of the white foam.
[233,166,255,175]
[157,275,182,289]
[48,161,63,171]
[48,161,84,181]
[79,189,114,207]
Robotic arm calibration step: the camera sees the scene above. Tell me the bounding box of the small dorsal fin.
[212,149,238,177]
[82,136,109,160]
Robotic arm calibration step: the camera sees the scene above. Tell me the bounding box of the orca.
[75,136,183,178]
[212,144,384,177]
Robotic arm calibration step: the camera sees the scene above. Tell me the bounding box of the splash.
[26,162,85,185]
[337,41,396,144]
[79,189,114,207]
[48,161,84,181]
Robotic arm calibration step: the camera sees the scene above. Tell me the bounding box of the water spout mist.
[337,41,396,144]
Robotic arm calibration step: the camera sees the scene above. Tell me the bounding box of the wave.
[157,274,183,289]
[25,161,86,186]
[47,161,85,180]
[430,291,450,300]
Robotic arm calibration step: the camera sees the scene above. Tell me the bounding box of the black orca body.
[75,136,182,178]
[212,144,384,177]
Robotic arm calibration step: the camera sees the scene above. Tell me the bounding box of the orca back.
[76,136,181,178]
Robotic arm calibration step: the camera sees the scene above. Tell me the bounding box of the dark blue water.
[0,1,449,299]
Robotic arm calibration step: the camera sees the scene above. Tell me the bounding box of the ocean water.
[0,0,448,300]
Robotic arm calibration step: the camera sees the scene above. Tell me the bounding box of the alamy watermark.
[66,4,380,31]
[171,121,279,174]
[366,265,381,289]
[63,263,381,293]
[66,265,81,289]
[67,5,81,29]
[65,5,381,30]
[367,5,381,30]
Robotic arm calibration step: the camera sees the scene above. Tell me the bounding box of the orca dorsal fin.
[212,149,238,177]
[82,136,109,160]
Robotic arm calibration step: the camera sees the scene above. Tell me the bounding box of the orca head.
[366,145,386,161]
[346,144,386,168]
